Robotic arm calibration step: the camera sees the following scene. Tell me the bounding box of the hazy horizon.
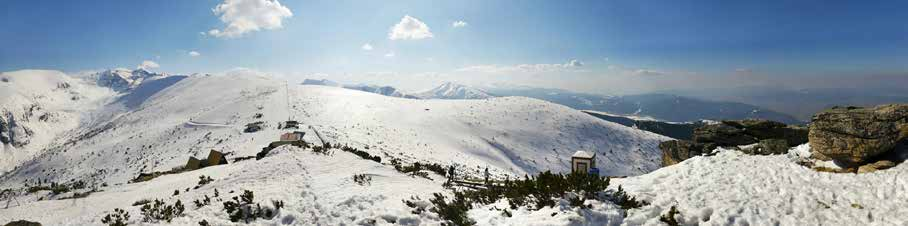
[3,0,907,96]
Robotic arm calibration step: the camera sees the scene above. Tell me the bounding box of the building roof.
[572,150,595,159]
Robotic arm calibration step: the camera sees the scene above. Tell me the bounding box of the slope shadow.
[118,75,188,109]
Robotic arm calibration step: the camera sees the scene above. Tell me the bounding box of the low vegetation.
[222,190,285,223]
[659,205,682,226]
[406,171,647,226]
[100,208,130,226]
[140,199,186,223]
[353,174,372,185]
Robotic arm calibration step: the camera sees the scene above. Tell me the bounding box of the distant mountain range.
[669,86,908,121]
[581,110,705,140]
[302,79,418,99]
[302,79,494,100]
[412,82,495,100]
[485,87,803,124]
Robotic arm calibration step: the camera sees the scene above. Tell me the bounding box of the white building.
[571,150,597,174]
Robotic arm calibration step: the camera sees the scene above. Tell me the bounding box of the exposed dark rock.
[4,220,42,226]
[0,115,9,144]
[692,123,757,146]
[659,140,705,166]
[661,119,805,166]
[808,104,908,165]
[244,121,265,133]
[723,119,808,145]
[742,139,789,155]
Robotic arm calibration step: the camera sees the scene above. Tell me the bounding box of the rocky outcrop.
[741,139,789,155]
[661,119,808,166]
[808,104,908,165]
[692,123,757,146]
[660,140,705,166]
[0,115,9,144]
[4,220,42,226]
[0,112,32,147]
[722,119,808,145]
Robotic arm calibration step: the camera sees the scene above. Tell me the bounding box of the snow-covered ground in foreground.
[612,144,908,226]
[0,146,449,225]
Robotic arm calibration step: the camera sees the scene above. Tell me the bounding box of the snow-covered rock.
[415,82,495,99]
[0,70,115,172]
[614,144,908,225]
[93,68,167,92]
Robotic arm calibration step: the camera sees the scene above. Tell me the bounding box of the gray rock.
[0,115,9,144]
[723,119,808,145]
[660,140,705,166]
[4,220,42,226]
[809,104,908,165]
[744,139,789,155]
[693,123,758,146]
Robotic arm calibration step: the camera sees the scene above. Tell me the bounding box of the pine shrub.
[101,208,130,226]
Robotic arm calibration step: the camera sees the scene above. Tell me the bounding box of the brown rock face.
[692,124,758,146]
[808,104,908,165]
[723,119,808,146]
[660,140,705,166]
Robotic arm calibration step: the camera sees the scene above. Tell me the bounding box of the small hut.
[280,131,305,141]
[571,150,597,174]
[185,150,228,171]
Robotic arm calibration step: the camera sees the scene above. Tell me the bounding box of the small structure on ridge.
[571,150,598,175]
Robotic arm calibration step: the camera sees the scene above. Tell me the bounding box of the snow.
[413,82,495,100]
[3,69,904,225]
[572,150,595,159]
[612,144,908,225]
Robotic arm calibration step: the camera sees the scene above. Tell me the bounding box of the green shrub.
[429,193,475,226]
[659,205,682,226]
[222,190,284,223]
[353,174,372,185]
[140,199,185,223]
[194,175,214,189]
[101,208,130,226]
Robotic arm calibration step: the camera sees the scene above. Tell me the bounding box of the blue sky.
[2,0,907,93]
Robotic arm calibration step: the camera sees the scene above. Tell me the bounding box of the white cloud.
[452,20,468,28]
[457,59,584,73]
[207,0,293,38]
[188,51,201,57]
[389,15,433,40]
[384,52,395,57]
[632,69,666,76]
[137,60,160,70]
[361,43,373,51]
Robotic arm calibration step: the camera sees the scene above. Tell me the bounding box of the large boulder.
[741,139,789,155]
[692,123,758,146]
[660,140,705,166]
[809,104,908,165]
[723,119,808,145]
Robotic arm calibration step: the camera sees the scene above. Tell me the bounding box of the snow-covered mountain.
[414,82,496,99]
[0,70,669,185]
[0,70,115,172]
[301,79,418,99]
[92,68,167,92]
[2,69,906,225]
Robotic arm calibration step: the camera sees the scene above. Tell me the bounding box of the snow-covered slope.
[90,68,168,92]
[415,82,495,99]
[611,145,908,225]
[0,70,115,172]
[302,78,418,99]
[0,72,669,188]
